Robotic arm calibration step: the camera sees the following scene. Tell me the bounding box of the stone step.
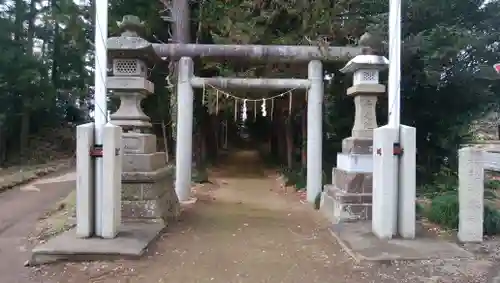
[342,137,373,154]
[122,182,165,201]
[337,152,373,173]
[121,186,179,224]
[122,152,167,172]
[320,191,372,224]
[331,168,372,194]
[325,186,372,204]
[121,166,174,182]
[122,133,157,154]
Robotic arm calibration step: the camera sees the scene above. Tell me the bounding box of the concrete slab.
[30,222,164,265]
[330,221,473,262]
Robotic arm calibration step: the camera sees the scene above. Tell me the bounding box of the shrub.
[418,166,458,198]
[484,205,500,236]
[280,167,306,191]
[415,202,425,218]
[314,192,321,210]
[426,191,500,235]
[427,192,459,229]
[485,179,500,200]
[192,167,209,183]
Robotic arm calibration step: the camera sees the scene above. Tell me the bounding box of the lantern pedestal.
[320,55,388,224]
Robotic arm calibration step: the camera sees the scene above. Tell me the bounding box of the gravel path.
[27,151,496,283]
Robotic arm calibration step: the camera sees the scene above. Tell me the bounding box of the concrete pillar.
[75,122,123,239]
[100,123,123,238]
[306,60,324,203]
[372,125,399,239]
[175,57,194,202]
[458,147,484,242]
[398,125,416,238]
[76,123,94,238]
[372,124,416,239]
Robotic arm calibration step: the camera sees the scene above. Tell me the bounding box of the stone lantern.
[107,15,179,225]
[108,15,154,130]
[340,54,389,141]
[320,54,388,224]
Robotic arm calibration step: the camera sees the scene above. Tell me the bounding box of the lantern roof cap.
[340,54,389,73]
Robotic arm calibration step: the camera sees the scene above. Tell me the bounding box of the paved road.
[0,170,75,283]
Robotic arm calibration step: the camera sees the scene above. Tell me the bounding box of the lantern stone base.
[321,137,373,223]
[121,174,179,223]
[121,133,180,226]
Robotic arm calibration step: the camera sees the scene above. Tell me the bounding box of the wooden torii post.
[149,12,379,203]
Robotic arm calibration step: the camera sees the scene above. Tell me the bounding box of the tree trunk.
[14,0,23,42]
[19,0,38,159]
[51,0,60,89]
[0,124,7,166]
[286,116,293,169]
[200,132,206,165]
[301,109,307,168]
[19,111,30,160]
[161,120,169,163]
[213,114,219,154]
[277,114,286,163]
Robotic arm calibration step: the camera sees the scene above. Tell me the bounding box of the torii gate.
[153,42,377,204]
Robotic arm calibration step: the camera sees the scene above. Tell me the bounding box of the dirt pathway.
[0,170,75,283]
[29,151,488,283]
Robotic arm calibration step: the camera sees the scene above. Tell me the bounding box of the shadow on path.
[36,150,352,283]
[31,150,480,283]
[125,149,345,282]
[210,149,267,179]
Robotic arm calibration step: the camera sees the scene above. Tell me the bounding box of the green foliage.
[484,205,500,236]
[199,0,500,186]
[192,167,210,183]
[426,191,500,236]
[314,192,321,210]
[3,0,500,191]
[0,0,92,164]
[280,167,306,191]
[485,179,500,200]
[427,192,459,229]
[415,202,424,218]
[418,167,458,197]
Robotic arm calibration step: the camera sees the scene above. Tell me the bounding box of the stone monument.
[458,145,500,243]
[320,54,389,223]
[107,15,180,225]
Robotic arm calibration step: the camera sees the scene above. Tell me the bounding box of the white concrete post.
[458,147,484,243]
[99,123,123,238]
[76,123,95,238]
[306,60,324,203]
[175,57,194,202]
[372,125,399,239]
[398,125,416,238]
